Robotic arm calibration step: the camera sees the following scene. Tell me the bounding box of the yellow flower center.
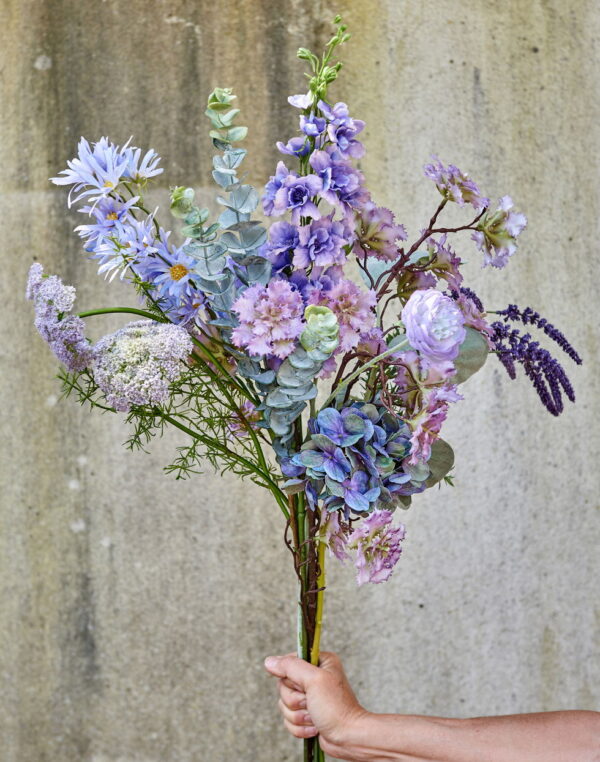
[106,212,119,220]
[103,181,114,188]
[169,264,189,281]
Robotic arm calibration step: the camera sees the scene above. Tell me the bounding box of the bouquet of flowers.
[26,17,581,761]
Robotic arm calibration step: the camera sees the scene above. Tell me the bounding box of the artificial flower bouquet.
[27,17,580,761]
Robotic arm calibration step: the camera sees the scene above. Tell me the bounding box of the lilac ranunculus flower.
[423,156,488,210]
[401,288,466,364]
[347,509,406,585]
[318,100,365,159]
[271,172,323,225]
[293,215,350,269]
[472,195,527,269]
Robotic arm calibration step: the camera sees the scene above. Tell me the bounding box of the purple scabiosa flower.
[472,196,527,268]
[272,172,323,225]
[353,203,407,262]
[407,384,463,465]
[231,279,305,359]
[92,320,192,412]
[318,100,365,159]
[315,278,377,351]
[276,136,311,158]
[26,263,93,371]
[322,510,350,562]
[347,510,406,585]
[263,161,295,216]
[293,215,350,269]
[423,156,489,210]
[228,401,262,437]
[309,150,370,214]
[75,195,140,251]
[402,288,466,364]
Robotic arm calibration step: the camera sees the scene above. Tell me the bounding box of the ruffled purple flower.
[309,150,370,213]
[408,384,463,464]
[231,279,305,359]
[353,204,407,262]
[293,216,350,269]
[402,289,466,363]
[300,113,327,137]
[312,278,376,351]
[26,263,93,372]
[92,320,192,412]
[270,172,323,225]
[347,510,406,585]
[423,234,463,291]
[322,511,350,562]
[263,161,294,216]
[472,195,527,268]
[318,100,365,159]
[423,156,488,210]
[264,221,299,274]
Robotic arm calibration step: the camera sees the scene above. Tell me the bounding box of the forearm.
[333,709,600,762]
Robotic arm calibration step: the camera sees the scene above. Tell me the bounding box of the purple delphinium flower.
[288,92,313,109]
[271,172,323,225]
[263,221,299,275]
[423,156,489,210]
[231,279,305,359]
[401,288,466,364]
[300,113,327,138]
[472,196,527,268]
[276,136,311,158]
[92,320,192,413]
[309,150,370,214]
[293,215,351,269]
[495,304,582,366]
[347,509,406,585]
[353,203,407,262]
[263,161,295,216]
[318,100,365,159]
[26,263,93,372]
[490,320,579,416]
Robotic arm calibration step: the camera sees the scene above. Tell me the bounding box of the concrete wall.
[1,1,598,760]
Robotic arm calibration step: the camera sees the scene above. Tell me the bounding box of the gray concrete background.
[1,1,599,760]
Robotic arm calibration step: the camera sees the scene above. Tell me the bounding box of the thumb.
[264,654,320,689]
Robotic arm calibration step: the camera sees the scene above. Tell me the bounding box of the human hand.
[264,651,368,758]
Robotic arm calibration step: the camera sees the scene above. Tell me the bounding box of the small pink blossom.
[407,384,463,465]
[314,278,377,352]
[347,510,406,585]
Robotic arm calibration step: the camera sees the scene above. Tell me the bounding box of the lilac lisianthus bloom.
[231,279,305,359]
[402,288,466,364]
[92,320,192,412]
[26,263,93,372]
[423,156,488,210]
[318,100,365,159]
[472,195,527,268]
[353,203,407,262]
[347,510,406,585]
[293,215,350,269]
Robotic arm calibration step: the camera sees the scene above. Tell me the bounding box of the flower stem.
[310,538,326,666]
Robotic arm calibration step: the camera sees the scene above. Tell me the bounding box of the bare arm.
[264,652,600,762]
